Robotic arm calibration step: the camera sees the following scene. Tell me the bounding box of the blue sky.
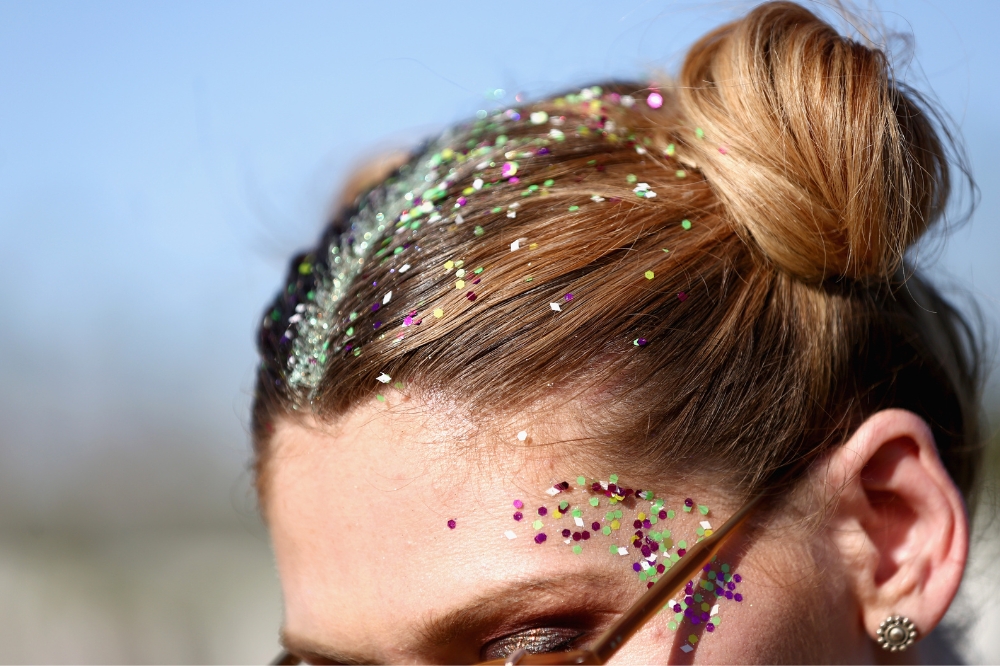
[0,0,997,527]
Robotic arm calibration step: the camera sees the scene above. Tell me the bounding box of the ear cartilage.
[877,615,917,651]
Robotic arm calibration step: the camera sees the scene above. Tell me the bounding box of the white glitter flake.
[504,530,517,540]
[549,302,561,312]
[517,430,528,441]
[376,373,391,383]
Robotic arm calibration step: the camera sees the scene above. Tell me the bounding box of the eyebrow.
[280,570,630,663]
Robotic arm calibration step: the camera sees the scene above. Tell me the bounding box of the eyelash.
[480,626,584,661]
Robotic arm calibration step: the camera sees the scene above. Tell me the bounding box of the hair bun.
[675,1,949,282]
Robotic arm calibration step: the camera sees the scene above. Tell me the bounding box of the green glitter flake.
[666,143,676,156]
[695,127,705,139]
[667,510,675,519]
[532,520,543,530]
[699,505,709,515]
[676,170,687,178]
[376,394,385,402]
[572,545,583,554]
[609,474,619,483]
[681,219,692,230]
[626,174,637,183]
[577,476,586,486]
[589,497,600,507]
[543,179,555,187]
[559,501,569,511]
[491,206,503,213]
[568,205,580,212]
[473,226,484,236]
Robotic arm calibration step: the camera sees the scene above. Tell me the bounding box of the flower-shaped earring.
[877,616,917,651]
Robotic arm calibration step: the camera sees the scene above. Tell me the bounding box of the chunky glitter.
[498,473,744,653]
[260,85,703,412]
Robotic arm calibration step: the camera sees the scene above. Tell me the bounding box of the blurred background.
[0,1,997,663]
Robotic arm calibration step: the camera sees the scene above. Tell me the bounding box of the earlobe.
[821,409,969,652]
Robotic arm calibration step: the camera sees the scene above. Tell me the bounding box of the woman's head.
[253,2,982,662]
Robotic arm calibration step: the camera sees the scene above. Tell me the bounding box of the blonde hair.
[253,2,982,504]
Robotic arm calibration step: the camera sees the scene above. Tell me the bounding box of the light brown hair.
[253,2,982,505]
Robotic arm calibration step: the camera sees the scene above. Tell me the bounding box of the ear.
[820,409,969,649]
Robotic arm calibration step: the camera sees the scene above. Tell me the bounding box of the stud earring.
[877,615,917,651]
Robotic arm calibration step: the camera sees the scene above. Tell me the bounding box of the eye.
[480,627,583,662]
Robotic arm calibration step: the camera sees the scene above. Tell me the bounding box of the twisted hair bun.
[675,1,949,282]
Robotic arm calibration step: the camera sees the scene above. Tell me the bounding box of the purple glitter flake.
[573,532,581,542]
[734,574,742,583]
[734,593,743,602]
[534,533,547,544]
[513,512,523,521]
[582,531,590,540]
[725,591,733,600]
[658,510,667,519]
[633,562,642,572]
[447,519,456,530]
[591,522,601,531]
[513,499,524,509]
[684,498,694,507]
[706,624,715,633]
[673,604,682,613]
[371,302,380,312]
[562,529,571,538]
[538,507,548,516]
[636,337,648,346]
[564,293,574,301]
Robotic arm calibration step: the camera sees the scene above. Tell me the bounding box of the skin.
[263,390,968,665]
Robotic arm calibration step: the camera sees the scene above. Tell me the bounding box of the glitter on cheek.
[447,519,456,529]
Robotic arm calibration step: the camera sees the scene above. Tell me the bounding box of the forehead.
[264,394,727,658]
